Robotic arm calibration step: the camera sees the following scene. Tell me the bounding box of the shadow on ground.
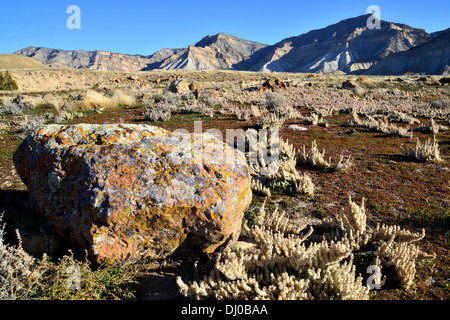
[136,259,199,300]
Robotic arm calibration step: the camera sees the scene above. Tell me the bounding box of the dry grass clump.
[177,194,434,299]
[0,213,41,299]
[297,140,352,171]
[400,136,443,162]
[387,110,420,125]
[0,212,144,300]
[343,111,413,138]
[246,130,315,197]
[143,100,172,122]
[414,118,448,134]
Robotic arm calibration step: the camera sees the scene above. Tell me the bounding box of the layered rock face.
[14,47,151,72]
[250,15,433,74]
[13,124,252,265]
[364,29,450,75]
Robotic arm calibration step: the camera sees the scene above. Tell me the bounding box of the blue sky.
[1,0,448,55]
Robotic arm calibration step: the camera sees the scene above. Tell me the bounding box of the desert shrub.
[0,213,41,299]
[343,111,413,138]
[110,90,136,107]
[0,71,18,91]
[1,101,23,115]
[430,99,450,110]
[197,103,214,118]
[247,130,315,197]
[352,86,366,98]
[254,113,286,130]
[413,118,448,134]
[16,115,47,139]
[265,92,287,112]
[153,91,180,106]
[143,101,172,122]
[1,95,35,115]
[0,212,144,300]
[400,136,443,162]
[297,140,352,171]
[30,251,140,300]
[177,195,434,299]
[303,112,327,126]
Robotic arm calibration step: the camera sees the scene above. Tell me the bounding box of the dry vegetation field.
[0,69,449,300]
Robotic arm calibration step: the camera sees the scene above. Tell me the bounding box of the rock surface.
[168,79,190,94]
[342,80,358,89]
[73,89,108,110]
[260,77,287,91]
[364,29,450,75]
[13,124,252,265]
[13,15,447,75]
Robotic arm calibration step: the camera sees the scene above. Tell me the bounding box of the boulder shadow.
[136,259,199,300]
[379,153,412,163]
[0,188,75,260]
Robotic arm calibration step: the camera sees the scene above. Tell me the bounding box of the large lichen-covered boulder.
[13,124,252,265]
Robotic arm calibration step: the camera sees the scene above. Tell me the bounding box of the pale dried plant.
[414,118,448,134]
[371,223,425,243]
[246,131,315,197]
[255,113,286,130]
[0,213,43,300]
[308,256,368,300]
[304,113,327,126]
[297,140,352,171]
[345,195,367,234]
[177,196,372,300]
[388,110,420,125]
[400,136,443,162]
[234,107,252,121]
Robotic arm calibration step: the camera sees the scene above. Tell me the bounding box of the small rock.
[12,95,35,111]
[342,80,358,89]
[260,77,287,92]
[169,78,190,94]
[288,124,308,131]
[439,77,450,86]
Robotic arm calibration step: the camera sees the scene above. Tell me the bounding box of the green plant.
[0,72,18,91]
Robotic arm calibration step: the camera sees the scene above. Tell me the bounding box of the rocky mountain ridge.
[14,15,449,75]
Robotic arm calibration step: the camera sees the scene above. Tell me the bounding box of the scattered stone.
[439,77,450,86]
[288,124,308,131]
[260,77,287,92]
[169,78,190,94]
[342,80,358,89]
[14,124,252,265]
